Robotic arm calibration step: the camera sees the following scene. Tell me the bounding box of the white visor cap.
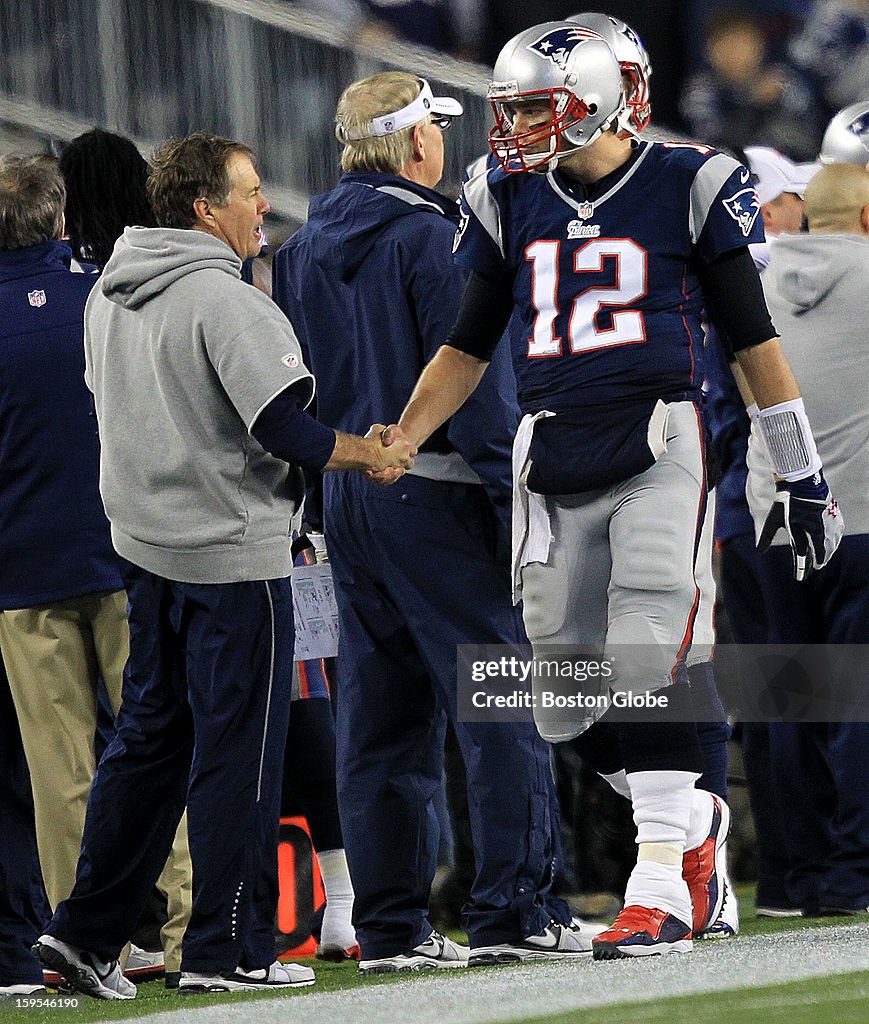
[744,146,822,206]
[341,79,463,141]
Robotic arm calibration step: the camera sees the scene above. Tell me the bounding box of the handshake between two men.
[363,423,416,485]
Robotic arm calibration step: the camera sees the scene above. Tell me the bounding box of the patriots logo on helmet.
[722,188,761,237]
[623,24,642,49]
[847,110,869,138]
[528,27,603,71]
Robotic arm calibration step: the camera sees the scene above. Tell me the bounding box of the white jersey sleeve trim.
[462,169,505,261]
[689,152,742,245]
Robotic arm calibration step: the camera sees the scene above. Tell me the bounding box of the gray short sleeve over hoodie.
[84,227,314,583]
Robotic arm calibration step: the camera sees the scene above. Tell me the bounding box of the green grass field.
[528,971,869,1024]
[2,891,866,1024]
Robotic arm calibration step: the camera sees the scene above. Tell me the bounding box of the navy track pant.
[325,472,565,958]
[48,563,293,973]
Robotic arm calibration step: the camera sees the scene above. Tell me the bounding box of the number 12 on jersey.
[525,238,648,357]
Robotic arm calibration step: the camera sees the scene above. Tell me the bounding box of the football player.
[391,22,843,958]
[820,99,869,167]
[567,11,739,940]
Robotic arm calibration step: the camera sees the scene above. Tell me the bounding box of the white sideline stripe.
[138,923,869,1024]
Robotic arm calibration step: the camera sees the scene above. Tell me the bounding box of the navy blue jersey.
[0,241,122,608]
[455,140,765,413]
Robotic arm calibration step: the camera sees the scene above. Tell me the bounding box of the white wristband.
[756,398,822,481]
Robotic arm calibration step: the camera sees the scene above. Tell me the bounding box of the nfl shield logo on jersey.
[576,201,594,220]
[27,289,46,307]
[721,188,761,237]
[528,27,602,71]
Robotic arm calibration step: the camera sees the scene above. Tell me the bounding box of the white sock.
[600,769,631,800]
[627,770,698,847]
[624,861,692,922]
[316,849,357,950]
[685,788,716,851]
[622,770,697,921]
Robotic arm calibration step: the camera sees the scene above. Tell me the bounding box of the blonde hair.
[806,163,869,233]
[336,72,425,174]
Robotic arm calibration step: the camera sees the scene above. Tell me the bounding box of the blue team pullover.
[0,240,122,608]
[273,172,519,524]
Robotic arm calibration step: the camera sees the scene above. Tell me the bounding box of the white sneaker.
[0,984,47,997]
[568,916,607,947]
[469,920,593,966]
[178,960,315,993]
[358,931,469,975]
[124,944,165,979]
[33,935,136,1000]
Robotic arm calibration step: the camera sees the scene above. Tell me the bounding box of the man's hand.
[363,423,416,484]
[758,471,844,581]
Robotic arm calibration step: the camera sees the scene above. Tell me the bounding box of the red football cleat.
[592,905,692,959]
[682,793,731,936]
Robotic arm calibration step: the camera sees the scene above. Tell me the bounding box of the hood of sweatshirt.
[301,172,457,282]
[98,227,242,310]
[765,232,869,314]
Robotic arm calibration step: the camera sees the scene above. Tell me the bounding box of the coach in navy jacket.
[273,72,584,971]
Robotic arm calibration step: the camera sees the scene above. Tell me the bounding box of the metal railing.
[0,0,493,223]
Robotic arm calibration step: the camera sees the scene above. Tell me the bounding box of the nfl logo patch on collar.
[28,289,47,307]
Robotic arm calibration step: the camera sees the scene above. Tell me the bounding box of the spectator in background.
[58,128,193,988]
[789,0,869,113]
[680,7,824,159]
[291,0,485,59]
[745,162,869,916]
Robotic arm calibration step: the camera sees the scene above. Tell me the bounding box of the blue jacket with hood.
[273,172,519,529]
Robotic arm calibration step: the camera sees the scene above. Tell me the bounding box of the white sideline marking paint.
[143,924,869,1024]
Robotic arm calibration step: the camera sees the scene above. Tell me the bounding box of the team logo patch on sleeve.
[722,188,761,237]
[27,289,46,307]
[453,209,470,253]
[281,352,300,368]
[528,27,602,71]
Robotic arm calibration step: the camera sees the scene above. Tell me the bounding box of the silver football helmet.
[487,21,626,173]
[568,12,652,131]
[820,100,869,166]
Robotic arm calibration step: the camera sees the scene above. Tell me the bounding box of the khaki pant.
[0,590,191,972]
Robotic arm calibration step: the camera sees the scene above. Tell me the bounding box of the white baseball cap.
[338,79,463,141]
[744,146,822,206]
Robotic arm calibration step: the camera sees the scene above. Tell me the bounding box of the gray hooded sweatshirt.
[84,227,313,583]
[746,232,869,540]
